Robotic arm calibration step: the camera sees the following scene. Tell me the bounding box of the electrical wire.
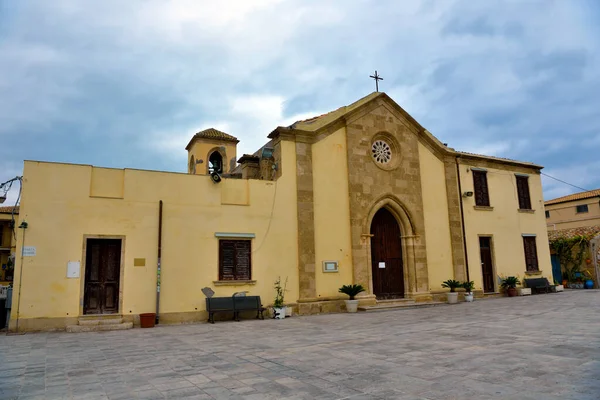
[252,179,278,254]
[540,172,595,193]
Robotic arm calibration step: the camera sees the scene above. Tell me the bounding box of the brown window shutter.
[523,237,539,272]
[234,241,251,280]
[219,240,236,280]
[473,171,490,206]
[219,240,251,281]
[516,176,531,210]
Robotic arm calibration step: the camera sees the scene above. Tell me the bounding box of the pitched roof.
[185,128,239,150]
[270,92,542,169]
[545,189,600,206]
[0,206,19,214]
[547,225,600,242]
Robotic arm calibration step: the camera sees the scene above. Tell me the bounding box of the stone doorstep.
[66,322,133,333]
[358,301,446,312]
[78,317,124,326]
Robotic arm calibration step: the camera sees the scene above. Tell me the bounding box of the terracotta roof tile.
[0,206,19,214]
[547,225,600,242]
[185,128,239,150]
[545,189,600,205]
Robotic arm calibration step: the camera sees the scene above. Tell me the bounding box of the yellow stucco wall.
[460,164,552,290]
[312,127,354,298]
[417,143,455,291]
[545,198,600,230]
[11,141,298,328]
[188,140,238,174]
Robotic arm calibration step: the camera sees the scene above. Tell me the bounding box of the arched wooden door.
[370,208,404,298]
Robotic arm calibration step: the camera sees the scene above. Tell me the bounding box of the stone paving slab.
[1,290,599,399]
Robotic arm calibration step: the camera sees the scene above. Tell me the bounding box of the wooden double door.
[84,239,122,314]
[370,208,405,298]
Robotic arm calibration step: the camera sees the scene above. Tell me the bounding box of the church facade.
[9,93,552,331]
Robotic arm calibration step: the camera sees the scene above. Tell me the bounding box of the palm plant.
[338,284,365,300]
[441,280,461,292]
[462,281,475,293]
[500,276,520,289]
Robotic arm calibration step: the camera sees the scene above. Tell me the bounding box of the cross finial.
[369,70,383,92]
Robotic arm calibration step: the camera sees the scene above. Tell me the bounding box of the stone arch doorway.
[370,207,405,298]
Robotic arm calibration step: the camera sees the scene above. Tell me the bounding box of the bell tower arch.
[185,128,239,175]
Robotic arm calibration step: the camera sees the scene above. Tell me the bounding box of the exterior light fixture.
[0,195,5,204]
[18,221,28,229]
[463,191,474,197]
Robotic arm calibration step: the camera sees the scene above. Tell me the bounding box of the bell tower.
[185,128,239,175]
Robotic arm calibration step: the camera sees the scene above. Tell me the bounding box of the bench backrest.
[234,296,261,311]
[524,278,550,288]
[206,297,234,311]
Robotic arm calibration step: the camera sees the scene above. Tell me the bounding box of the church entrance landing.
[370,208,404,299]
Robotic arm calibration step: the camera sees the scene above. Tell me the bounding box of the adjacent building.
[9,92,553,331]
[545,189,600,230]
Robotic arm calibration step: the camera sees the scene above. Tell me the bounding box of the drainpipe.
[455,157,470,282]
[156,200,163,325]
[15,221,28,334]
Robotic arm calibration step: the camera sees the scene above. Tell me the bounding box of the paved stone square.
[1,290,599,399]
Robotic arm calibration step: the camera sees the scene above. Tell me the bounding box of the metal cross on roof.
[369,70,383,92]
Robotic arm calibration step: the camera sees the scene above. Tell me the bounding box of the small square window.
[576,204,589,214]
[545,210,550,218]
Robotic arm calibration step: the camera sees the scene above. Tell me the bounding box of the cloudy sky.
[1,0,599,205]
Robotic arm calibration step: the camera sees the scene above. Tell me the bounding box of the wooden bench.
[524,278,555,294]
[206,296,265,324]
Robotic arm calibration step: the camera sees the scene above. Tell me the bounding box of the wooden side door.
[84,239,121,314]
[479,237,495,293]
[370,208,404,299]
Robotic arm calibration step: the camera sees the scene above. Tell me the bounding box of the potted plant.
[554,280,564,292]
[583,270,594,289]
[339,284,365,313]
[501,276,520,297]
[462,281,475,302]
[273,276,287,319]
[441,280,461,304]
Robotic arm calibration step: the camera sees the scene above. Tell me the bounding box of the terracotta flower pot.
[507,288,518,297]
[140,313,156,328]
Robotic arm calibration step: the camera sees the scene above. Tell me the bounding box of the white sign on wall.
[379,262,386,269]
[67,261,80,278]
[22,246,36,257]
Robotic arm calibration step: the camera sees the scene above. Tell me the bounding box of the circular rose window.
[372,140,392,165]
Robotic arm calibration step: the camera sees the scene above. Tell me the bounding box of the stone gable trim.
[269,94,542,170]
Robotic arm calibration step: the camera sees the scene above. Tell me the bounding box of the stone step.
[358,301,446,312]
[375,298,416,305]
[483,293,504,299]
[78,317,123,326]
[66,322,133,333]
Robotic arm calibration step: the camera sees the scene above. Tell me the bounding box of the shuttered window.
[522,236,539,272]
[516,175,532,210]
[219,240,251,280]
[473,170,490,206]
